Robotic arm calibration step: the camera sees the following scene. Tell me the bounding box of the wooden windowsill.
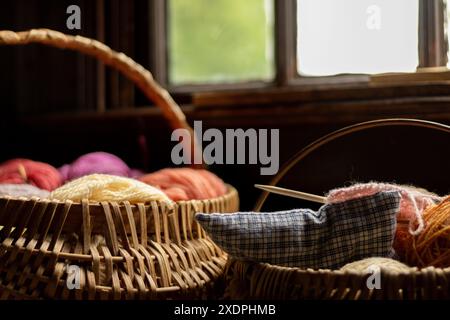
[168,68,450,108]
[370,68,450,84]
[191,79,450,108]
[14,73,450,128]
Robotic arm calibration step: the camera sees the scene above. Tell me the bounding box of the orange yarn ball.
[404,196,450,268]
[139,168,227,201]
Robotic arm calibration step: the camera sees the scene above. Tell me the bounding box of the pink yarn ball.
[0,159,62,191]
[326,182,442,259]
[326,183,440,224]
[59,152,133,182]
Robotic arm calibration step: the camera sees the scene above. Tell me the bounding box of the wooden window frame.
[145,0,449,97]
[419,0,447,68]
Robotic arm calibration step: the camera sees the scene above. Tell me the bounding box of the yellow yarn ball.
[340,257,411,272]
[50,174,170,204]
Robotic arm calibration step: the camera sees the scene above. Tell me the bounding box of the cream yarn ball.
[340,257,411,273]
[50,174,170,203]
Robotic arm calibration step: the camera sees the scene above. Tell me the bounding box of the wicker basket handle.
[0,28,202,166]
[254,118,450,211]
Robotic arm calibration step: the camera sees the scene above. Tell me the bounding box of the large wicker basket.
[225,119,450,300]
[0,29,239,300]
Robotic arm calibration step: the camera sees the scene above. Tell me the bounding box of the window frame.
[147,0,448,96]
[419,0,447,68]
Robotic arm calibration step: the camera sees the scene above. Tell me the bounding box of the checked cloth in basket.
[196,191,401,269]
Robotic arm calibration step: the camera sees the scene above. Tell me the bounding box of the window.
[4,0,447,117]
[296,0,419,76]
[155,0,449,90]
[168,0,275,84]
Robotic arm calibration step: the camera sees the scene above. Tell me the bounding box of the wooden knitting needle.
[255,184,327,204]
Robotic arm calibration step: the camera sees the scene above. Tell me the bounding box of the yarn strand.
[405,196,450,267]
[327,182,439,237]
[404,191,424,236]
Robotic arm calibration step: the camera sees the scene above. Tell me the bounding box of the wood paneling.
[0,0,142,115]
[0,0,98,115]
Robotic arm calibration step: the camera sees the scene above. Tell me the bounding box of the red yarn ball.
[0,159,62,191]
[139,168,227,201]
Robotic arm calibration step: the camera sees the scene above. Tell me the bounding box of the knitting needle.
[254,184,327,204]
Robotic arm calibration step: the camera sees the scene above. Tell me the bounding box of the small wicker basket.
[224,259,450,300]
[0,29,239,300]
[225,119,450,300]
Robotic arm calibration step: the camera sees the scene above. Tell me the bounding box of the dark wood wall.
[0,0,98,116]
[0,0,152,116]
[1,1,449,211]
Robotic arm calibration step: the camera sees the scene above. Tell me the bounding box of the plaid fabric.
[196,191,401,269]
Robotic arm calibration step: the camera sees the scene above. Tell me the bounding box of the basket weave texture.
[224,259,450,300]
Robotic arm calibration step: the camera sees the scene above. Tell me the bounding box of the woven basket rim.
[225,259,450,299]
[0,186,240,300]
[0,184,239,236]
[0,184,237,208]
[233,259,450,275]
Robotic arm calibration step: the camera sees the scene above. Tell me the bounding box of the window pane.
[168,0,274,84]
[297,0,419,76]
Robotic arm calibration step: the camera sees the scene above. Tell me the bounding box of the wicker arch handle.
[0,28,202,166]
[254,118,450,211]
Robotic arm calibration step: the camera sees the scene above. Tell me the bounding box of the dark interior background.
[1,1,449,211]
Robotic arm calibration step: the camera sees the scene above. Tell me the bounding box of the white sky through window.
[297,0,419,76]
